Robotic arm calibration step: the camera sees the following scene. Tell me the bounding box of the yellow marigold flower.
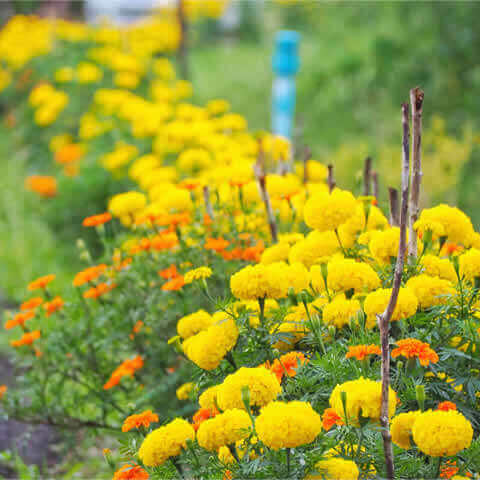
[285,262,310,294]
[295,159,328,183]
[272,304,309,351]
[459,248,480,281]
[417,205,474,246]
[414,218,446,239]
[216,367,281,411]
[197,409,250,451]
[304,189,357,232]
[363,287,418,328]
[109,191,147,218]
[261,242,291,264]
[184,267,212,284]
[182,316,238,370]
[177,310,213,339]
[329,377,397,425]
[177,148,211,172]
[369,227,421,264]
[391,411,421,449]
[138,418,195,466]
[176,382,194,400]
[412,410,473,457]
[255,401,321,450]
[288,230,339,268]
[232,299,278,328]
[230,263,290,300]
[327,258,380,294]
[322,294,362,329]
[199,385,220,410]
[310,458,359,480]
[406,274,455,309]
[420,254,457,282]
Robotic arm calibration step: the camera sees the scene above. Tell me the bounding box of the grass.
[0,127,80,303]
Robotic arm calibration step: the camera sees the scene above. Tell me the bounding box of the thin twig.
[363,156,372,196]
[254,144,278,243]
[203,185,214,221]
[177,0,188,80]
[303,146,311,184]
[408,86,424,263]
[388,187,400,227]
[327,164,336,192]
[377,102,411,480]
[372,171,379,200]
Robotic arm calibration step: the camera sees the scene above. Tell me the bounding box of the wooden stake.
[408,87,424,263]
[363,156,372,196]
[177,0,189,80]
[327,164,335,193]
[388,187,399,227]
[377,102,410,480]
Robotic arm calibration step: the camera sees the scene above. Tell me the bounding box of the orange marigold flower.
[441,242,463,256]
[82,212,112,227]
[20,297,43,311]
[44,296,64,317]
[150,232,178,251]
[223,470,233,480]
[113,464,149,480]
[129,320,144,340]
[205,237,230,252]
[269,352,308,382]
[161,276,185,291]
[192,407,218,431]
[5,311,35,330]
[156,212,190,227]
[242,243,264,262]
[25,175,57,198]
[83,282,116,299]
[345,344,381,361]
[10,330,41,347]
[73,264,107,287]
[440,461,459,479]
[122,410,159,432]
[391,338,439,367]
[322,408,343,431]
[103,356,143,390]
[28,274,56,291]
[158,264,179,280]
[0,385,7,399]
[54,143,84,165]
[437,401,457,412]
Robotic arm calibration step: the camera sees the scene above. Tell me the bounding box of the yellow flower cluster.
[29,83,69,126]
[216,367,281,410]
[197,409,250,451]
[412,410,473,457]
[138,418,195,466]
[182,316,238,370]
[322,294,362,329]
[304,189,357,232]
[406,274,455,308]
[255,401,321,450]
[311,457,359,480]
[459,248,480,281]
[363,287,418,328]
[177,310,213,339]
[329,378,397,425]
[327,258,380,294]
[230,263,290,300]
[184,267,212,284]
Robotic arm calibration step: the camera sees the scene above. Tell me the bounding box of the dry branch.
[203,185,214,221]
[388,187,400,227]
[303,146,312,184]
[177,0,189,79]
[372,171,379,200]
[408,87,424,263]
[377,102,411,480]
[363,156,372,196]
[327,164,336,192]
